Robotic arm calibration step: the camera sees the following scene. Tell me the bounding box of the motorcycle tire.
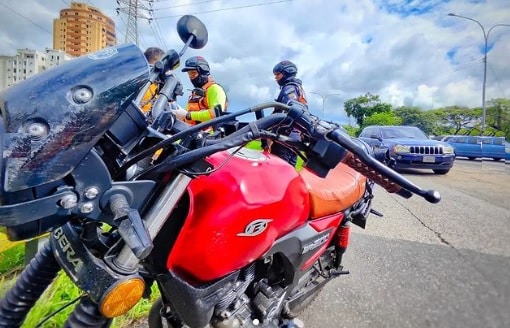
[283,285,324,319]
[64,296,112,328]
[148,298,178,328]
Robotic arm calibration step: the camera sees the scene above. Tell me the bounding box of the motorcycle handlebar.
[136,101,440,203]
[151,75,179,119]
[282,101,440,203]
[133,113,286,179]
[120,102,280,173]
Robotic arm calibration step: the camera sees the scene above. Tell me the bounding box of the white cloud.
[0,0,509,122]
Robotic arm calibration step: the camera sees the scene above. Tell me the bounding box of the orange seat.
[299,163,367,219]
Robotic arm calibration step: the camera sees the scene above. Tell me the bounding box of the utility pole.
[309,92,342,113]
[448,13,510,135]
[116,0,155,45]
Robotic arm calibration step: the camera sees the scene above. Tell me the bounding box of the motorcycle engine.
[211,265,287,328]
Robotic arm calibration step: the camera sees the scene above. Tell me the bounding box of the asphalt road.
[300,159,510,328]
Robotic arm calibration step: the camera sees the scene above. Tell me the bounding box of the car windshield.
[381,127,428,139]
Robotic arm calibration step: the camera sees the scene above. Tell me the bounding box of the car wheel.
[384,151,395,166]
[433,169,450,175]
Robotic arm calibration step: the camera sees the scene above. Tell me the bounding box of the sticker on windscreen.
[88,47,118,60]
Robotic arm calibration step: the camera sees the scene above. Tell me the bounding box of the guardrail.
[1,231,48,265]
[0,232,22,253]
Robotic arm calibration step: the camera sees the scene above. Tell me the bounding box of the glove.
[172,107,188,120]
[168,101,179,110]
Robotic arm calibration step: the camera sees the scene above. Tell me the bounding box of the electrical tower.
[116,0,155,45]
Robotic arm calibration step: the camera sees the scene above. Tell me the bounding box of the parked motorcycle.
[0,15,440,328]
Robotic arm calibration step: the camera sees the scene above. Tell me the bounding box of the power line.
[138,0,292,49]
[154,0,234,11]
[155,0,293,19]
[0,2,52,35]
[451,57,483,72]
[149,19,168,50]
[116,0,155,45]
[116,14,128,45]
[488,61,506,98]
[138,32,149,50]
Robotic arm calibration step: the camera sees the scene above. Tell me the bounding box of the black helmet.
[181,56,210,75]
[273,60,297,78]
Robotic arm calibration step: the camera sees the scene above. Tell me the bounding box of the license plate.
[423,156,436,163]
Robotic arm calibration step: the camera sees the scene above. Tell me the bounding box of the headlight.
[393,144,411,153]
[443,145,455,154]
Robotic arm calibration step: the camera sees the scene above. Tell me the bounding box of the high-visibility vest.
[185,80,213,124]
[185,81,227,125]
[140,83,159,113]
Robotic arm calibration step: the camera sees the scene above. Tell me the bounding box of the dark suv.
[359,125,455,174]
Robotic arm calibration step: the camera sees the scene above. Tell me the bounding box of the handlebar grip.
[343,153,402,193]
[343,153,441,203]
[326,128,441,204]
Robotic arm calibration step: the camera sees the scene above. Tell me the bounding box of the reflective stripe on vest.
[185,80,216,125]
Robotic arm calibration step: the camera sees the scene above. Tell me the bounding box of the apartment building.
[53,2,116,57]
[0,49,72,90]
[0,2,116,90]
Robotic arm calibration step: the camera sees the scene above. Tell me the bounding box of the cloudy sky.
[1,0,509,124]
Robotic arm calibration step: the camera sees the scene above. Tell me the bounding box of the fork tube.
[113,173,191,270]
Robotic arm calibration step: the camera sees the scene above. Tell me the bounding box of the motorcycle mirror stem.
[178,31,197,57]
[137,32,195,113]
[135,15,207,109]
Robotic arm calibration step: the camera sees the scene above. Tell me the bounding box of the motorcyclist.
[144,46,165,65]
[140,47,165,113]
[172,56,228,125]
[270,60,308,166]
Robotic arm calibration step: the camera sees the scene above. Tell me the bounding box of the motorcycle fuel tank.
[167,148,311,283]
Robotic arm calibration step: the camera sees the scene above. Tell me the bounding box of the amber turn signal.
[99,277,145,318]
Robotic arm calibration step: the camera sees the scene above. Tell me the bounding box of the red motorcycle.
[0,15,440,328]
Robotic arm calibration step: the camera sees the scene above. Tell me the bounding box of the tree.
[344,93,392,127]
[486,98,510,139]
[342,125,359,137]
[341,95,509,140]
[363,111,402,127]
[394,106,435,134]
[431,106,480,135]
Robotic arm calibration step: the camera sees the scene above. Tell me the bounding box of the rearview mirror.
[177,15,208,49]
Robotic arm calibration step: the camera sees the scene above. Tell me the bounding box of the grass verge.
[0,242,160,328]
[0,243,25,276]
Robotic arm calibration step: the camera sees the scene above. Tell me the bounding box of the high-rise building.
[53,2,116,57]
[0,49,72,90]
